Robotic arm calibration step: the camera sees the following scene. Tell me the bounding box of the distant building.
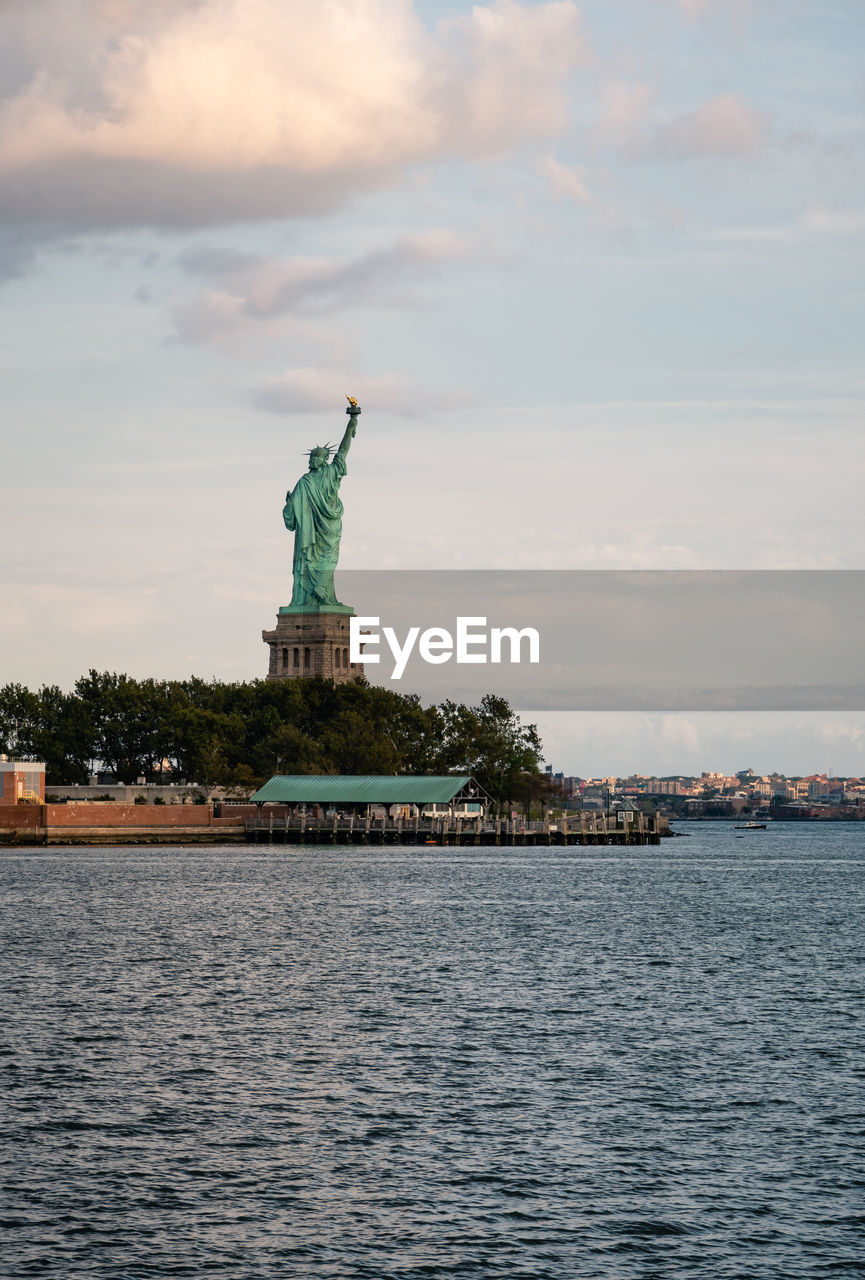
[645,777,691,796]
[0,757,45,805]
[543,767,583,802]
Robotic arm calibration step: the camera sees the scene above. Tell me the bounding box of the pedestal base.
[262,609,364,683]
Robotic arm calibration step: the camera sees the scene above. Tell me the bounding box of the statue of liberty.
[282,400,359,610]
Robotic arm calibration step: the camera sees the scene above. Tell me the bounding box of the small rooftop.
[250,775,486,806]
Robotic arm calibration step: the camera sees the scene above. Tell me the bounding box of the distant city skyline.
[546,766,864,789]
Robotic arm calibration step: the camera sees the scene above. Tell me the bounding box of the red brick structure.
[0,803,245,845]
[0,758,45,805]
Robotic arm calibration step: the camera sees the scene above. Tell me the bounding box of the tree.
[1,672,548,798]
[257,721,325,778]
[74,671,158,782]
[435,694,543,815]
[33,685,96,783]
[511,771,563,821]
[194,736,229,790]
[0,684,42,759]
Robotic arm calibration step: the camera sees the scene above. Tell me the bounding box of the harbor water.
[1,825,863,1278]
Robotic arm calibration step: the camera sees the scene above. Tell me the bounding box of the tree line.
[0,673,552,813]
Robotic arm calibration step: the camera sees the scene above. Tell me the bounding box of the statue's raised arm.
[336,396,360,464]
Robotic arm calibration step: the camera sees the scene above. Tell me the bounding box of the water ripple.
[1,826,863,1278]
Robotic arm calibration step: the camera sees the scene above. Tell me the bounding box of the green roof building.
[249,775,489,809]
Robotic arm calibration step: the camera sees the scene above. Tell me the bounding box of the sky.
[1,0,864,776]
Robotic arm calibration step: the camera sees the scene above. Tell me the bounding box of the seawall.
[0,804,245,846]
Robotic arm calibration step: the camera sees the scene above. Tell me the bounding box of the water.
[1,825,863,1279]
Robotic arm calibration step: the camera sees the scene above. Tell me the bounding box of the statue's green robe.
[283,452,347,607]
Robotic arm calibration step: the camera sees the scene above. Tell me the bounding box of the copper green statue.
[281,399,360,613]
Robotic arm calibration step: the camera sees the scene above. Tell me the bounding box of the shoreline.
[1,815,858,848]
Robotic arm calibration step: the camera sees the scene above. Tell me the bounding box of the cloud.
[538,155,593,205]
[817,721,865,754]
[0,222,47,280]
[708,205,865,245]
[0,0,588,234]
[659,714,700,753]
[593,86,764,159]
[254,368,471,415]
[669,0,750,18]
[595,81,655,147]
[673,0,708,16]
[805,207,865,234]
[653,93,764,156]
[1,583,158,636]
[177,245,264,277]
[172,229,473,344]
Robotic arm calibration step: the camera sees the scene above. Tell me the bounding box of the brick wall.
[0,808,42,829]
[47,804,245,828]
[0,805,245,829]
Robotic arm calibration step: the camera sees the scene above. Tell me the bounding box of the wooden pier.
[244,812,662,847]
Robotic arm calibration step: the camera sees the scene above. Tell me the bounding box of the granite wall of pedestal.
[262,612,364,683]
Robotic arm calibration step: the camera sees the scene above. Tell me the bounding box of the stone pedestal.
[262,607,364,683]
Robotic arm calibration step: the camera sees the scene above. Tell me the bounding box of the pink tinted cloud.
[595,81,655,147]
[653,93,765,156]
[0,0,588,231]
[172,231,475,346]
[594,84,763,159]
[538,155,594,205]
